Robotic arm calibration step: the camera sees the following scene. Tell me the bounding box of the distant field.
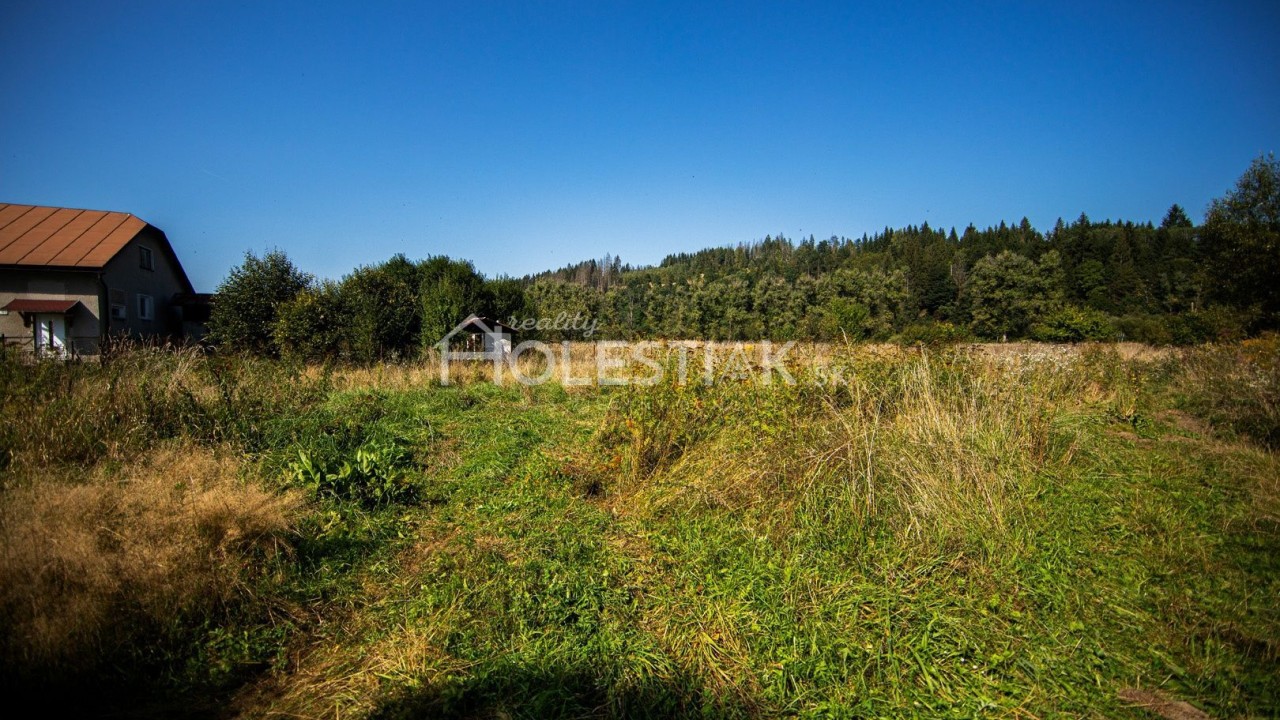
[0,340,1276,718]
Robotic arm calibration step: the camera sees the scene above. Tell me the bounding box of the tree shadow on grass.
[369,664,756,720]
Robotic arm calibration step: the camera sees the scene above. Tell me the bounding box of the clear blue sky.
[2,1,1277,291]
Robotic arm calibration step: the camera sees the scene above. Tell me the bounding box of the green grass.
[1,345,1277,718]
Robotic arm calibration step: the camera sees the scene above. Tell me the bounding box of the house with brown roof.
[0,203,198,356]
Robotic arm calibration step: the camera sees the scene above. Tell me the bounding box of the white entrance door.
[35,314,67,356]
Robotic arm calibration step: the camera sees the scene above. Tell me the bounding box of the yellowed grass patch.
[0,443,301,671]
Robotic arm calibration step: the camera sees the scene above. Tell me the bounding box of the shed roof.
[457,315,519,334]
[0,203,148,268]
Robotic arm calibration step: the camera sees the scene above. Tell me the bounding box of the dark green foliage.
[521,213,1216,343]
[420,256,490,349]
[895,320,971,345]
[818,267,911,339]
[343,254,424,362]
[1115,308,1251,346]
[485,276,533,325]
[209,250,312,356]
[967,251,1063,338]
[274,282,345,362]
[1161,203,1193,229]
[1031,305,1118,342]
[289,439,418,508]
[1201,154,1280,327]
[524,281,602,341]
[269,254,513,361]
[820,297,872,340]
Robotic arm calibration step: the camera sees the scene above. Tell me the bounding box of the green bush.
[1030,305,1118,342]
[1114,314,1175,345]
[1114,309,1252,346]
[274,284,347,362]
[1182,306,1251,343]
[895,320,971,346]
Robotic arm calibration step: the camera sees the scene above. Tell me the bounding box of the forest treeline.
[209,155,1280,359]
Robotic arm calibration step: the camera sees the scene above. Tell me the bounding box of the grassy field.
[0,341,1277,718]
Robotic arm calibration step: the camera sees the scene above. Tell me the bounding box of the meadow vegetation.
[0,338,1276,718]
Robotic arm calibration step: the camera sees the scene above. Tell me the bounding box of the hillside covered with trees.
[210,155,1280,359]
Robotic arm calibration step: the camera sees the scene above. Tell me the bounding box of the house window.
[110,289,127,320]
[139,246,154,271]
[137,294,154,321]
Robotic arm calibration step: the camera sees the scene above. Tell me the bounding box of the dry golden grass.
[0,443,301,672]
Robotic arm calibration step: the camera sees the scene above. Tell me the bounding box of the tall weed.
[600,348,1079,546]
[0,347,328,469]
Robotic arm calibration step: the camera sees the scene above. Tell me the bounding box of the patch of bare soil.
[1118,688,1211,720]
[1162,409,1212,437]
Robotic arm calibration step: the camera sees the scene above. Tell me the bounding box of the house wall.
[100,229,190,340]
[0,269,102,354]
[0,227,194,355]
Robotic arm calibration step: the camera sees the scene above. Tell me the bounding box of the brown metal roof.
[0,203,147,268]
[2,299,81,314]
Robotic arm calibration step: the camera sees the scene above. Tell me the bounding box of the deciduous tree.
[210,250,312,356]
[1201,154,1280,326]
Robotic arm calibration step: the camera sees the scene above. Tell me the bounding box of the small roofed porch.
[1,298,85,358]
